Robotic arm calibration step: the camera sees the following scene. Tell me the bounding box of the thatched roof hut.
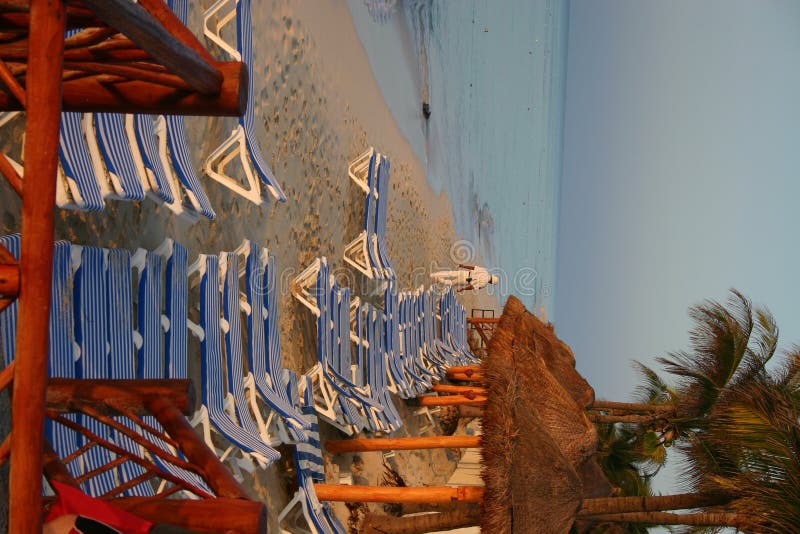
[505,297,596,409]
[480,296,603,534]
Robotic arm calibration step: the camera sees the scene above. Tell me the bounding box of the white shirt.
[467,267,491,289]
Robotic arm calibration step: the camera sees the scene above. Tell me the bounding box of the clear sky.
[556,0,800,496]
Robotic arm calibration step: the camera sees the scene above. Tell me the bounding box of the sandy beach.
[0,1,497,531]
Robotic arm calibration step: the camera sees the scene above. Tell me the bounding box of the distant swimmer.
[422,102,431,119]
[430,264,498,292]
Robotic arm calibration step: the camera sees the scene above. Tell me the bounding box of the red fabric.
[46,482,153,534]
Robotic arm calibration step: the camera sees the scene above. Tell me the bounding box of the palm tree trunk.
[587,413,665,425]
[579,492,735,516]
[457,405,483,418]
[360,505,480,534]
[589,401,675,415]
[587,511,741,527]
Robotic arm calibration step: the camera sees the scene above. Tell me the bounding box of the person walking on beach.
[430,264,498,292]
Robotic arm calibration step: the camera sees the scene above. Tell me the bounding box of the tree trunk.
[457,405,483,419]
[361,505,481,534]
[587,511,741,528]
[579,492,735,516]
[589,401,675,416]
[587,413,665,425]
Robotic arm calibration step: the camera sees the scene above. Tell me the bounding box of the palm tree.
[693,348,800,533]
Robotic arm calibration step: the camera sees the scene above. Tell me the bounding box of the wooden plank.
[326,435,481,453]
[0,60,246,116]
[79,0,222,95]
[0,56,23,104]
[0,433,9,467]
[8,0,64,530]
[145,396,249,500]
[0,359,13,391]
[418,395,487,407]
[0,262,19,296]
[137,0,216,64]
[0,151,22,195]
[46,409,214,499]
[431,384,487,395]
[104,497,267,534]
[47,378,195,416]
[314,484,485,504]
[42,441,81,489]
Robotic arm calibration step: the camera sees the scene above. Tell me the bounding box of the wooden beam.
[326,435,481,453]
[466,317,500,324]
[8,0,64,531]
[0,151,23,195]
[145,395,249,500]
[46,409,214,499]
[46,378,195,416]
[418,395,487,407]
[79,0,222,95]
[137,0,216,64]
[0,7,103,32]
[447,372,483,382]
[431,384,487,396]
[0,262,19,296]
[314,484,485,504]
[108,497,267,534]
[446,365,481,375]
[0,432,9,467]
[0,56,23,105]
[0,59,246,115]
[0,359,14,391]
[42,441,81,489]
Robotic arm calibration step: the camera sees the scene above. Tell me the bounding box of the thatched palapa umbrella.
[318,296,609,534]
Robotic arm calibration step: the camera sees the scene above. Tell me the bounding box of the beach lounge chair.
[203,0,286,204]
[398,291,434,393]
[278,376,348,534]
[72,246,123,497]
[371,155,396,280]
[343,149,381,278]
[188,252,281,469]
[58,112,106,211]
[0,236,86,486]
[364,303,403,432]
[238,241,311,444]
[132,242,214,495]
[86,113,146,201]
[127,115,202,222]
[148,0,217,219]
[382,282,413,398]
[293,259,378,434]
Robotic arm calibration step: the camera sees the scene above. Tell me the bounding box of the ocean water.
[351,0,569,318]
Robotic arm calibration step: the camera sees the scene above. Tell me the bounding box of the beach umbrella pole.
[314,484,484,504]
[325,435,481,453]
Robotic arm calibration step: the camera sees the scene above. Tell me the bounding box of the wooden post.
[0,61,247,116]
[431,384,487,396]
[314,484,484,504]
[108,497,267,534]
[0,262,19,296]
[466,318,499,324]
[145,395,249,500]
[46,378,195,416]
[432,384,484,394]
[447,372,484,382]
[42,442,81,489]
[326,435,481,453]
[9,0,64,531]
[446,365,481,375]
[419,395,487,407]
